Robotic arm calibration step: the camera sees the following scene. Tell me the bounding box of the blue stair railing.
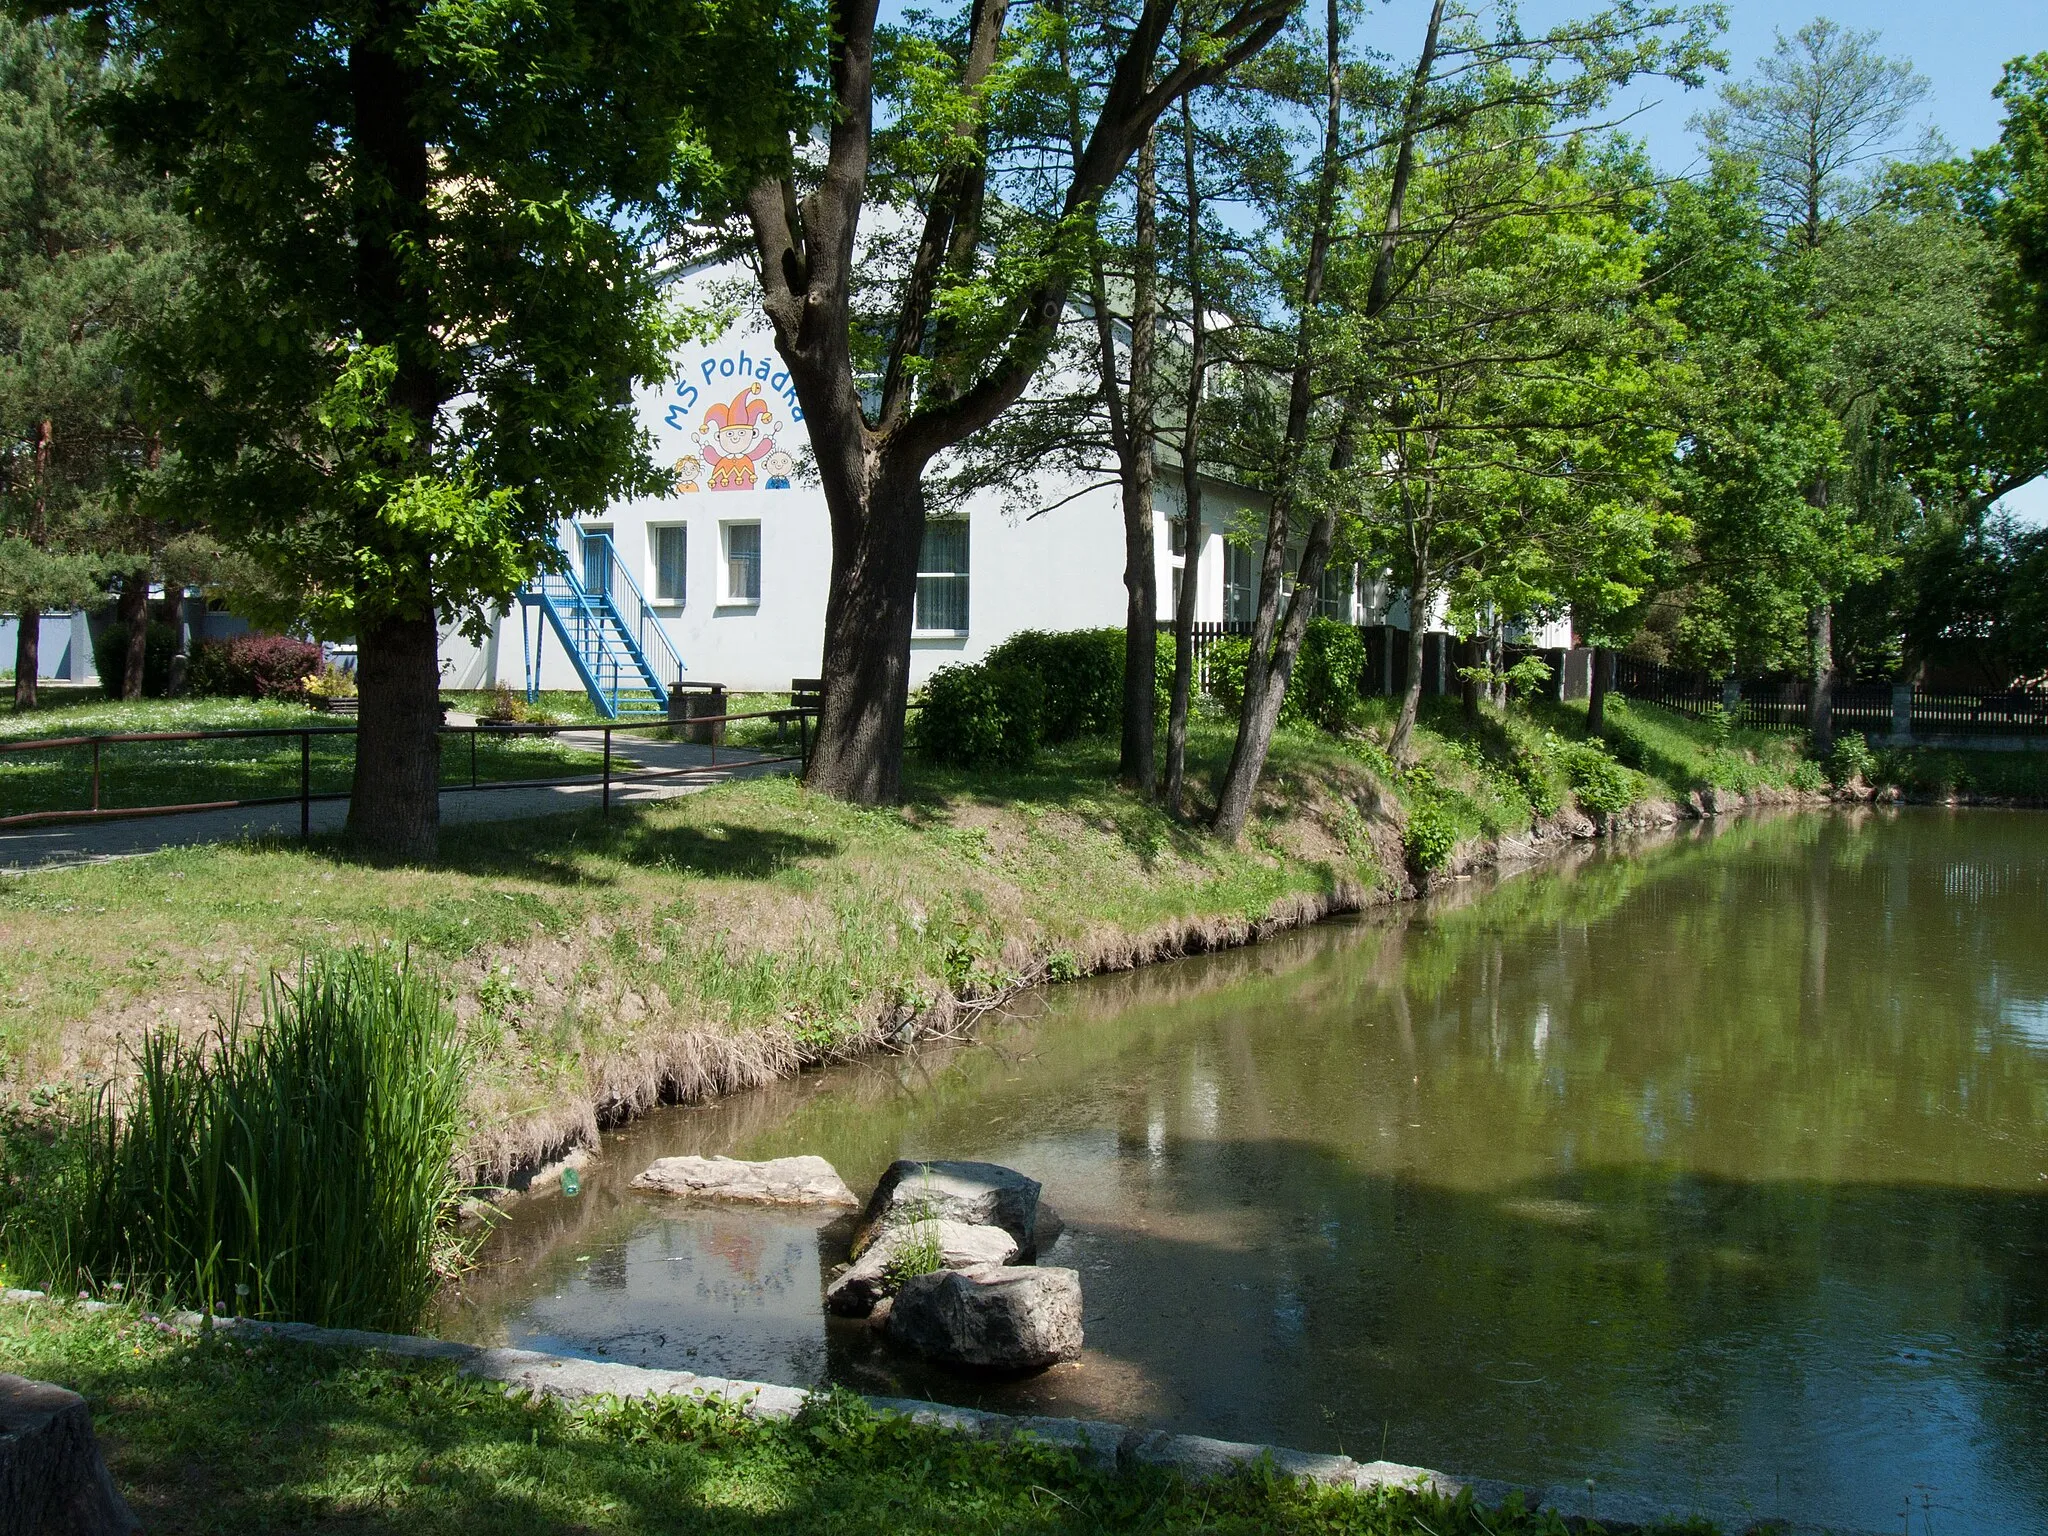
[517,529,685,720]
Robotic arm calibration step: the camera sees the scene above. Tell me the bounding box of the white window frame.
[913,518,970,636]
[649,523,687,606]
[720,521,761,607]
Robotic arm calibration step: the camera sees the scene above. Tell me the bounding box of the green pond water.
[436,808,2048,1534]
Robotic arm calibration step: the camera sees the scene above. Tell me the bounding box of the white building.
[439,303,1566,707]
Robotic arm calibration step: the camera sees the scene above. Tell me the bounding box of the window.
[652,525,687,604]
[722,522,760,605]
[1224,541,1258,624]
[1168,517,1187,556]
[1318,563,1353,621]
[916,519,970,632]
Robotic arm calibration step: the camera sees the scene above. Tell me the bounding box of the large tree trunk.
[1388,601,1429,763]
[118,568,150,700]
[1118,130,1159,792]
[12,605,39,711]
[806,461,925,804]
[346,615,442,859]
[1807,602,1834,755]
[1587,644,1611,737]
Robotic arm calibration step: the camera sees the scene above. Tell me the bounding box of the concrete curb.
[6,1289,1467,1501]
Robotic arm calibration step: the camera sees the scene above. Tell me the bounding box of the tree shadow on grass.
[427,808,843,887]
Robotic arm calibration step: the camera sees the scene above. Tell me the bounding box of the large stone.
[0,1374,139,1536]
[631,1154,857,1207]
[885,1265,1084,1371]
[858,1160,1040,1252]
[825,1220,1019,1317]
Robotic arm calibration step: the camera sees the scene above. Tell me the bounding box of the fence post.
[602,727,611,817]
[91,739,101,813]
[300,731,311,842]
[799,709,810,771]
[470,728,478,789]
[1891,682,1913,747]
[1722,676,1741,715]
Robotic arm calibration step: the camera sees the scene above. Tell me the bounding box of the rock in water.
[825,1221,1019,1317]
[859,1160,1040,1252]
[0,1373,140,1536]
[631,1155,858,1207]
[885,1266,1084,1371]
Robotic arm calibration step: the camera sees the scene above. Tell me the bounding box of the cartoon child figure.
[761,450,795,490]
[672,456,701,494]
[694,384,777,491]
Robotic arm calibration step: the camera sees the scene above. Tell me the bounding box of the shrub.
[1204,634,1252,712]
[92,621,178,698]
[1825,733,1876,787]
[982,628,1124,742]
[188,633,324,701]
[914,660,1044,766]
[56,951,468,1330]
[1402,776,1460,874]
[1295,617,1366,730]
[1551,736,1636,814]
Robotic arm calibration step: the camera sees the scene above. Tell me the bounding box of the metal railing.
[0,708,816,838]
[578,529,686,697]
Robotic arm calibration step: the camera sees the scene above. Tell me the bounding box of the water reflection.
[438,809,2048,1534]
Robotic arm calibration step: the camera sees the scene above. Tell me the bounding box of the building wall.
[0,612,95,681]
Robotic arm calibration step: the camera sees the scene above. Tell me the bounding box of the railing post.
[1891,682,1913,747]
[602,726,611,817]
[91,738,101,812]
[470,728,478,789]
[300,731,311,841]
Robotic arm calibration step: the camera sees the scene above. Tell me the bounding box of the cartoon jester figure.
[695,385,777,490]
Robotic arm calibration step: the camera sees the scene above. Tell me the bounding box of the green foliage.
[1295,618,1366,731]
[1825,733,1877,786]
[185,634,324,701]
[91,622,177,699]
[914,662,1044,767]
[1789,759,1828,792]
[23,950,468,1331]
[96,0,820,643]
[982,628,1123,742]
[1205,635,1253,713]
[1548,735,1638,814]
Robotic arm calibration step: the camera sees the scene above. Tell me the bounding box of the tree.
[0,15,186,708]
[737,0,1293,806]
[1697,17,1931,750]
[83,0,817,855]
[1204,0,1717,832]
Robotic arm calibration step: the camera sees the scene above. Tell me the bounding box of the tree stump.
[0,1374,138,1536]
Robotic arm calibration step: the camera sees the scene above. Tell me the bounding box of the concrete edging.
[5,1289,1467,1502]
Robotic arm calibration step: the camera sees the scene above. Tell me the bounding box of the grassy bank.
[0,1299,1716,1535]
[1,696,609,820]
[0,699,1815,1184]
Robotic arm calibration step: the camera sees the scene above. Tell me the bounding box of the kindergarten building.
[439,299,1567,714]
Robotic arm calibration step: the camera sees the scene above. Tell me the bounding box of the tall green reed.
[65,950,469,1331]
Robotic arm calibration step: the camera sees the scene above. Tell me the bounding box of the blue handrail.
[514,529,683,720]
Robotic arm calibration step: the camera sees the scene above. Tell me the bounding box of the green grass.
[0,1300,1718,1535]
[0,695,609,819]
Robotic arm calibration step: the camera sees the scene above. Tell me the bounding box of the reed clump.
[49,952,468,1331]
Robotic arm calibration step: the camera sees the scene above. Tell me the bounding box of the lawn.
[0,1299,1714,1536]
[1,696,610,820]
[0,692,1814,1182]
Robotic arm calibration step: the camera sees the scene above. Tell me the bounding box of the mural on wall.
[664,349,804,494]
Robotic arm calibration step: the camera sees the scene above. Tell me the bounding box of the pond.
[435,808,2048,1534]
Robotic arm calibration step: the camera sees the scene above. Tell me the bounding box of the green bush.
[48,951,468,1331]
[91,621,178,698]
[1295,617,1365,730]
[1825,733,1877,786]
[1789,759,1828,792]
[1552,736,1636,814]
[982,628,1124,742]
[914,661,1044,766]
[1204,635,1252,713]
[1402,785,1459,874]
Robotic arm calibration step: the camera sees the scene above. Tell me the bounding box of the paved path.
[0,728,797,872]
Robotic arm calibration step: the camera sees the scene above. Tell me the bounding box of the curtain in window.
[654,526,686,602]
[916,520,969,632]
[725,523,760,604]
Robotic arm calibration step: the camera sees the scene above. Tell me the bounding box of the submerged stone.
[630,1154,858,1207]
[885,1265,1084,1371]
[825,1220,1019,1317]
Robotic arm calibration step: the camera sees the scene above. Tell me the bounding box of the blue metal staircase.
[517,530,685,721]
